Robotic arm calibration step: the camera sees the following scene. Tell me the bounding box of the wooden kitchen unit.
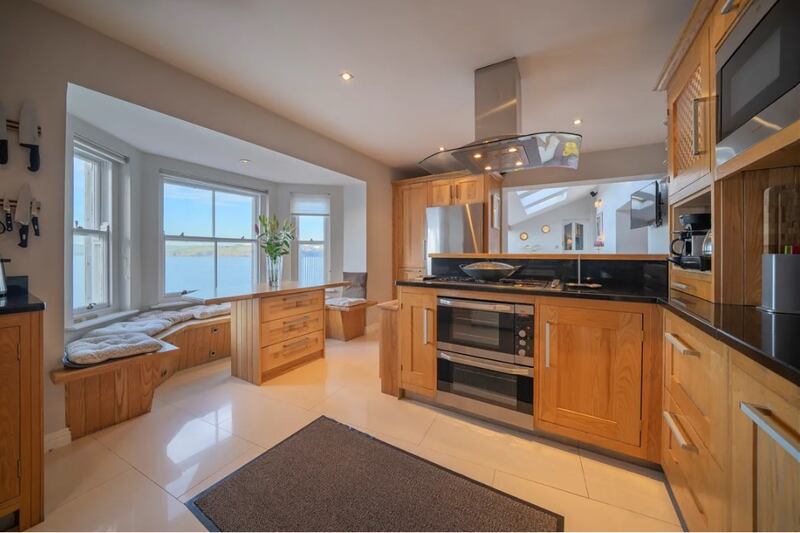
[199,281,348,386]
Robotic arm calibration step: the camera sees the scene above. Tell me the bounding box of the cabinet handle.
[662,411,696,451]
[691,98,704,156]
[739,402,800,462]
[284,315,310,326]
[671,281,694,292]
[422,309,429,345]
[664,332,700,356]
[720,0,736,14]
[545,322,551,368]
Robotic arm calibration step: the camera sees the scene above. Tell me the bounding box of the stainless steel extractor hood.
[419,58,582,175]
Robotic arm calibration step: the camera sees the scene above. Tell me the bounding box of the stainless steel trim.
[740,402,800,462]
[423,309,429,345]
[435,390,533,431]
[436,341,516,364]
[545,322,552,368]
[514,304,534,315]
[438,298,515,313]
[438,351,534,377]
[720,0,736,13]
[671,281,690,290]
[515,354,534,368]
[664,332,700,356]
[662,411,696,451]
[717,0,779,69]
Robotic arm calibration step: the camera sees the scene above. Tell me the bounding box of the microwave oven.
[715,0,800,166]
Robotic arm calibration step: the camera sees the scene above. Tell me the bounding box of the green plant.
[257,215,295,260]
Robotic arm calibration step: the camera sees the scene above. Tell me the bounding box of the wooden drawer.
[260,290,323,321]
[662,392,728,531]
[663,311,728,467]
[261,329,324,372]
[260,310,323,346]
[669,266,713,301]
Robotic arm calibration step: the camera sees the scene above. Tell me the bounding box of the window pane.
[291,194,330,215]
[73,233,108,309]
[296,215,325,241]
[217,242,255,293]
[298,243,325,284]
[73,156,99,229]
[164,183,212,237]
[215,191,254,238]
[164,240,214,294]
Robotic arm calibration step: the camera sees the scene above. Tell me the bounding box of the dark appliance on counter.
[630,180,664,229]
[670,213,712,271]
[716,0,800,166]
[435,296,534,429]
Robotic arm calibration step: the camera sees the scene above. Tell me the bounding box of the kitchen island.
[187,280,348,385]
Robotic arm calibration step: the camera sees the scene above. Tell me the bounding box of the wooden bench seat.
[51,315,231,439]
[324,300,377,341]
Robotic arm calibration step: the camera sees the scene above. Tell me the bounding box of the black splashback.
[431,257,668,297]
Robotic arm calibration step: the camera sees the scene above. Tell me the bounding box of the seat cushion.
[182,303,231,320]
[84,318,172,339]
[65,332,163,366]
[342,272,367,299]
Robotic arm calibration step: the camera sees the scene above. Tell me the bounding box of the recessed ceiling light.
[484,165,492,171]
[515,160,523,167]
[239,158,251,164]
[473,153,482,159]
[507,147,518,153]
[573,118,583,125]
[438,146,446,152]
[340,72,354,81]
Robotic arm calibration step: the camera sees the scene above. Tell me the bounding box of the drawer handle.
[691,97,704,156]
[283,338,311,350]
[664,332,700,356]
[662,411,696,451]
[545,321,552,368]
[720,0,736,14]
[740,402,800,462]
[671,281,691,291]
[284,315,310,327]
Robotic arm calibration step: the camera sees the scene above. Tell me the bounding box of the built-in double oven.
[436,297,534,429]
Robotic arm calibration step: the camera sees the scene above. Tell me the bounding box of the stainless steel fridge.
[425,203,484,273]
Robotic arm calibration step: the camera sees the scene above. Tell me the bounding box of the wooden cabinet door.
[537,304,644,446]
[0,325,21,504]
[399,291,437,396]
[453,176,484,205]
[399,183,428,269]
[429,180,453,207]
[729,356,800,532]
[667,21,711,194]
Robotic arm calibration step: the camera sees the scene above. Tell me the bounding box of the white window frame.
[290,194,331,284]
[159,174,266,300]
[69,139,123,322]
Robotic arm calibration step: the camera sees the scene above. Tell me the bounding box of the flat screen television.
[630,181,662,229]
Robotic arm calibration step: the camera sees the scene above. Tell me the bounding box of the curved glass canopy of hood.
[418,132,582,175]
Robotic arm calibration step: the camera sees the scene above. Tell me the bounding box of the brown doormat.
[187,416,563,532]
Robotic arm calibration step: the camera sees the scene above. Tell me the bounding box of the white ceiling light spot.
[340,72,353,81]
[573,118,583,125]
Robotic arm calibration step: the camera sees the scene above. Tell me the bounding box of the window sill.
[65,309,140,334]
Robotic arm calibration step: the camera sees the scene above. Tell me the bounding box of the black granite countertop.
[395,279,800,387]
[0,287,45,315]
[660,290,800,387]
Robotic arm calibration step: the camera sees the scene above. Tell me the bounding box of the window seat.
[325,299,377,341]
[51,311,231,440]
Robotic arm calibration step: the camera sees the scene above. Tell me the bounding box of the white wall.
[507,197,595,253]
[2,0,397,435]
[594,179,668,254]
[342,183,367,272]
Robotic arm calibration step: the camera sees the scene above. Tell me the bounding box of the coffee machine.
[670,213,712,271]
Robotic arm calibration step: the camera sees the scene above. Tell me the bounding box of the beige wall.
[1,0,397,434]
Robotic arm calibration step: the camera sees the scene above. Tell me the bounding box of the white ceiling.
[67,84,361,186]
[42,0,693,171]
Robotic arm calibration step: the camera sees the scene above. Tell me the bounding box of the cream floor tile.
[178,444,267,503]
[93,403,258,498]
[579,449,680,525]
[314,384,438,444]
[256,359,348,409]
[420,414,588,496]
[170,378,265,425]
[32,469,204,532]
[154,359,232,406]
[217,394,321,449]
[493,471,681,532]
[43,436,132,514]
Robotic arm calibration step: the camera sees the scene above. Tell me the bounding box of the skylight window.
[515,187,568,215]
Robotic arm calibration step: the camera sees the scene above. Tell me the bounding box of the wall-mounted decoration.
[492,193,500,229]
[519,232,529,241]
[594,212,604,247]
[541,225,551,234]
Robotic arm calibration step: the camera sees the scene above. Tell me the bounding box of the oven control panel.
[514,304,534,366]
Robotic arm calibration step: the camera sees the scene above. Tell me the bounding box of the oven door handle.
[438,298,515,313]
[438,351,534,377]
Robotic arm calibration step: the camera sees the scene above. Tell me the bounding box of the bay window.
[291,194,330,285]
